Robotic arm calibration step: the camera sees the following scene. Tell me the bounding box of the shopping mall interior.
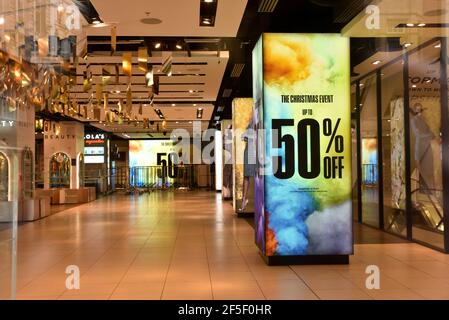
[1,0,449,301]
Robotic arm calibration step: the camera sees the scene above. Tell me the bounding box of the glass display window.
[49,152,71,189]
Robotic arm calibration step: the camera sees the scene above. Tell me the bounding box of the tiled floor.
[2,191,449,300]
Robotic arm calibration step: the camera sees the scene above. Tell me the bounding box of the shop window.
[382,60,407,236]
[408,40,444,249]
[22,148,34,198]
[0,152,9,201]
[49,152,71,189]
[78,153,85,188]
[359,74,380,228]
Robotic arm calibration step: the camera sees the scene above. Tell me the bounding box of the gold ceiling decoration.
[111,26,117,55]
[138,47,148,72]
[122,52,132,78]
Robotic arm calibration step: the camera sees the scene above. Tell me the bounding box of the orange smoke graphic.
[265,212,278,256]
[264,35,312,86]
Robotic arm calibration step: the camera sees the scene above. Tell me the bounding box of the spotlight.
[403,43,412,48]
[155,42,161,49]
[406,23,414,27]
[196,108,203,119]
[372,60,381,65]
[0,16,4,25]
[176,43,182,50]
[417,23,426,27]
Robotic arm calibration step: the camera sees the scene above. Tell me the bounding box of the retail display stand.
[252,33,353,265]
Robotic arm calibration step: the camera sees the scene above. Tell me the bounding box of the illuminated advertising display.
[232,98,255,214]
[253,34,352,262]
[84,133,106,164]
[129,140,179,187]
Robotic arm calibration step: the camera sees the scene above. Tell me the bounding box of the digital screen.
[129,140,179,188]
[84,155,105,164]
[253,33,352,257]
[232,98,254,214]
[84,147,104,155]
[129,140,178,167]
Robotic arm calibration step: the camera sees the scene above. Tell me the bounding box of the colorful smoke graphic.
[253,33,353,256]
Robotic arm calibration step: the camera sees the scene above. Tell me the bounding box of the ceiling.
[62,0,249,139]
[87,0,248,37]
[36,0,368,138]
[343,0,449,39]
[344,0,448,81]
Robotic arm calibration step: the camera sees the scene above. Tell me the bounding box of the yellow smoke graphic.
[263,34,312,86]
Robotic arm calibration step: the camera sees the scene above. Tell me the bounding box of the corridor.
[8,191,449,300]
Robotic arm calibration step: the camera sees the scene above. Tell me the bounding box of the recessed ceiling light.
[172,103,176,106]
[418,23,426,27]
[412,85,417,88]
[155,42,161,49]
[406,23,414,27]
[176,44,182,50]
[435,43,441,48]
[0,16,5,25]
[92,19,101,25]
[372,60,381,65]
[202,19,211,25]
[176,121,179,124]
[189,90,194,93]
[404,43,412,48]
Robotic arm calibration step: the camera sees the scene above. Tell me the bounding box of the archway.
[49,152,71,189]
[0,152,9,201]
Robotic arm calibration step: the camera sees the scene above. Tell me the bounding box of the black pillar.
[356,80,363,223]
[440,37,449,253]
[376,69,384,229]
[403,53,413,241]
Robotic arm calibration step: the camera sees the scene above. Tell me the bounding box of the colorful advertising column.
[232,98,255,216]
[253,34,353,265]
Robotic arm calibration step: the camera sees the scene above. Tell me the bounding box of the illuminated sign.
[84,133,106,145]
[253,34,352,261]
[84,133,106,164]
[0,120,14,127]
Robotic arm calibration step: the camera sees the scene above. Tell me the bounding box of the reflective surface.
[360,75,380,228]
[0,147,18,300]
[382,60,407,236]
[408,41,445,248]
[4,191,449,300]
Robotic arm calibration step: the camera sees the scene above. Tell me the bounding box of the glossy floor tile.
[1,191,449,300]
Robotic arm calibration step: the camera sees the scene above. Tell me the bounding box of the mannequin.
[409,102,437,190]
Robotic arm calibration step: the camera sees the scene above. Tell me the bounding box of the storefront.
[352,37,449,252]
